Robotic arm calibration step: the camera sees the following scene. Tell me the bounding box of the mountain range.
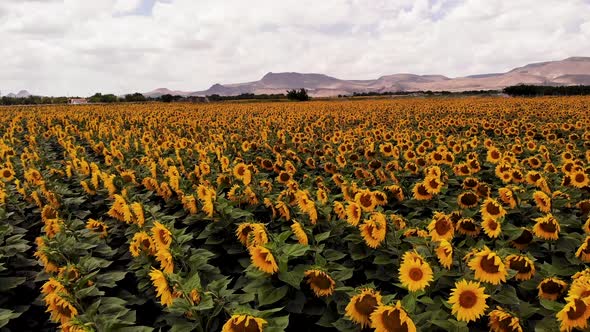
[3,90,32,98]
[144,57,590,97]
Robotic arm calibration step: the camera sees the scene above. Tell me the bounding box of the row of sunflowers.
[1,97,590,331]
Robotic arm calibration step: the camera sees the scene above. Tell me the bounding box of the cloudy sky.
[1,0,589,96]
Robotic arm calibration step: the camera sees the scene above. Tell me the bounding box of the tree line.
[502,85,590,96]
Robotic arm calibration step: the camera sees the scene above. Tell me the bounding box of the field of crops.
[1,97,589,331]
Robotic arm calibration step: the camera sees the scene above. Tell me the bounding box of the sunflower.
[448,279,489,322]
[538,277,568,301]
[456,218,480,237]
[481,198,506,220]
[533,214,560,240]
[505,254,536,281]
[533,191,552,213]
[424,175,444,194]
[571,170,590,189]
[355,190,377,212]
[482,218,502,238]
[346,202,362,226]
[512,228,534,250]
[567,277,590,301]
[390,214,407,230]
[233,163,252,185]
[221,314,267,332]
[436,240,453,269]
[556,297,590,332]
[399,257,434,292]
[333,201,346,220]
[304,269,336,297]
[345,289,383,327]
[428,212,454,242]
[277,171,292,184]
[249,246,278,274]
[155,248,174,274]
[149,268,175,307]
[359,212,387,248]
[370,301,417,332]
[45,293,78,324]
[468,247,507,285]
[291,221,308,245]
[457,191,479,209]
[0,168,15,181]
[412,182,433,200]
[488,306,523,332]
[498,187,517,209]
[151,221,172,250]
[85,219,108,238]
[576,236,590,263]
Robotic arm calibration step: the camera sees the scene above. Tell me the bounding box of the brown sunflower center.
[539,221,557,233]
[57,304,73,318]
[487,219,499,231]
[513,230,533,245]
[310,274,332,290]
[567,299,587,320]
[435,219,451,235]
[233,317,262,332]
[459,220,476,232]
[460,193,478,206]
[409,267,424,281]
[509,258,531,273]
[458,290,478,309]
[359,194,373,208]
[417,184,430,196]
[354,294,378,316]
[497,316,519,332]
[486,202,501,216]
[237,167,246,176]
[541,280,564,294]
[381,309,409,332]
[2,169,11,177]
[480,255,500,273]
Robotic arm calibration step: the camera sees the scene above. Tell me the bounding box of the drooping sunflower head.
[556,297,590,332]
[448,279,489,322]
[511,228,534,250]
[369,301,417,332]
[436,240,453,269]
[345,289,383,327]
[481,198,506,220]
[304,269,336,297]
[576,236,590,263]
[533,191,552,213]
[151,221,172,250]
[456,218,480,237]
[468,247,507,285]
[505,254,536,281]
[249,245,278,275]
[423,175,444,194]
[221,314,267,332]
[488,306,523,332]
[359,213,387,249]
[346,202,362,226]
[458,191,479,209]
[428,212,454,242]
[291,221,308,245]
[412,182,433,201]
[533,214,560,241]
[355,190,376,212]
[538,277,568,301]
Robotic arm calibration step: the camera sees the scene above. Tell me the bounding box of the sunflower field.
[1,97,590,332]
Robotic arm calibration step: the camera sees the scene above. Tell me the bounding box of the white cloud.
[0,0,589,96]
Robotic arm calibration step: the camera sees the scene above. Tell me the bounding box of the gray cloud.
[0,0,589,96]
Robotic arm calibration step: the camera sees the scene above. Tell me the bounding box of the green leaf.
[539,299,564,312]
[315,231,331,243]
[0,277,26,291]
[282,244,309,257]
[258,285,288,306]
[0,309,21,328]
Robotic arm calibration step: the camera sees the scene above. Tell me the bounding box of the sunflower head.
[369,301,417,332]
[399,256,434,292]
[556,297,590,332]
[249,245,278,274]
[538,277,568,301]
[221,314,267,332]
[481,198,506,220]
[533,214,560,241]
[488,306,523,332]
[345,289,383,327]
[448,279,489,322]
[428,212,454,242]
[456,218,480,237]
[151,221,172,250]
[505,254,536,281]
[436,240,453,269]
[482,218,502,238]
[304,269,336,297]
[468,247,507,285]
